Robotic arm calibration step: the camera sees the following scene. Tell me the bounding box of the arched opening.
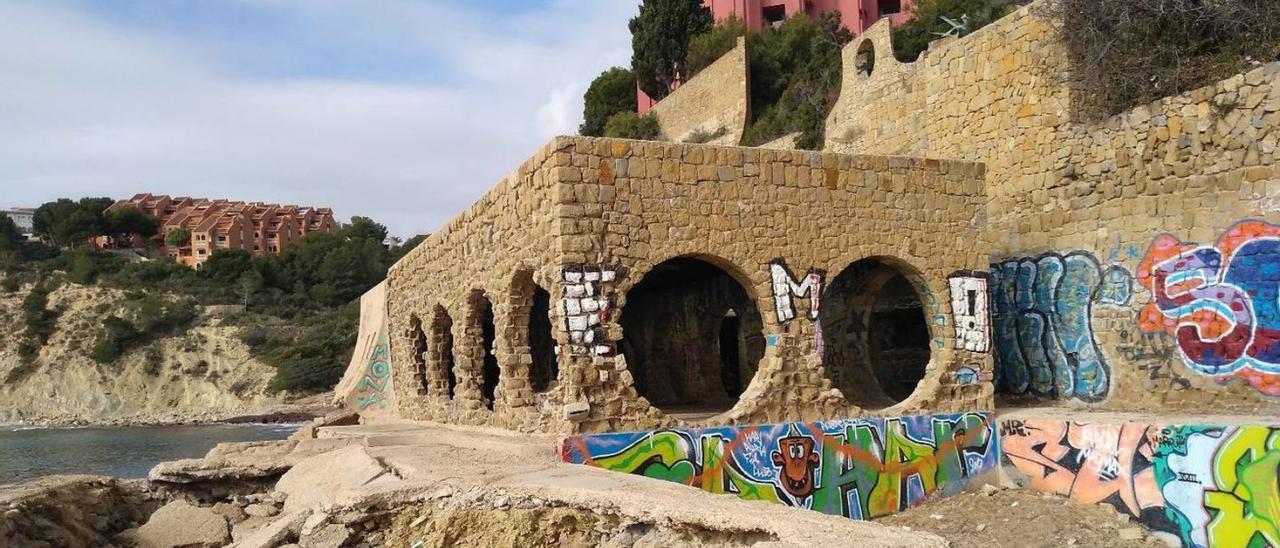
[856,39,876,77]
[467,291,500,410]
[409,314,429,395]
[819,258,931,409]
[529,286,558,392]
[511,270,559,394]
[619,256,764,420]
[429,305,456,399]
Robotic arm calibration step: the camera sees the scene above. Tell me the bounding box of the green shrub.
[686,14,748,77]
[1,276,19,293]
[891,0,1026,63]
[89,316,136,364]
[604,111,662,140]
[243,303,358,394]
[580,68,639,137]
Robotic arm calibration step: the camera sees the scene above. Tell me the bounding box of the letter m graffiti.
[771,259,825,323]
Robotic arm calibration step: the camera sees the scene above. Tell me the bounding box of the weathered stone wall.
[651,37,750,146]
[824,3,1280,413]
[388,136,993,434]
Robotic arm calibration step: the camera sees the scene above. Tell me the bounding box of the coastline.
[0,392,338,429]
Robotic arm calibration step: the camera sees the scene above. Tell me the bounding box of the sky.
[0,0,639,238]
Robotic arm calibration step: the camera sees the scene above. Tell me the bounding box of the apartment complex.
[107,194,337,268]
[0,208,37,240]
[638,0,914,112]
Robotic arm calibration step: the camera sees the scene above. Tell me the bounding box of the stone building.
[385,137,992,434]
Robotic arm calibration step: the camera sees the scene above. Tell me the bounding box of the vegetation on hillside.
[629,0,714,101]
[1047,0,1280,119]
[581,67,639,137]
[603,112,662,140]
[0,206,421,395]
[890,0,1027,63]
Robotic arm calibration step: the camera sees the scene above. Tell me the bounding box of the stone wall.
[823,3,1280,413]
[387,136,994,434]
[651,37,750,146]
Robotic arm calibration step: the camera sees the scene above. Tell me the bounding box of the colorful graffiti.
[990,252,1131,402]
[769,259,824,323]
[1138,220,1280,396]
[562,264,620,356]
[354,331,391,409]
[563,413,999,520]
[948,273,991,353]
[1002,419,1280,548]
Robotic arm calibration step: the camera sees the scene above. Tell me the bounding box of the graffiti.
[1003,419,1280,548]
[948,273,990,353]
[954,367,980,385]
[562,265,620,356]
[354,332,391,409]
[563,412,999,521]
[1137,220,1280,396]
[991,251,1131,402]
[770,259,824,323]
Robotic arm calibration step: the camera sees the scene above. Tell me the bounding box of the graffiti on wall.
[563,412,999,520]
[770,259,824,323]
[354,331,391,409]
[562,264,620,356]
[990,252,1131,402]
[1002,419,1279,548]
[948,272,991,353]
[1138,220,1280,396]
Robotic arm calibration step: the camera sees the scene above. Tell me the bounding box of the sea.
[0,423,298,485]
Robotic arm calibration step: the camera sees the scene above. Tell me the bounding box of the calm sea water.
[0,423,297,485]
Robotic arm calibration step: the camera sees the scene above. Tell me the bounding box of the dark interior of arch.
[619,257,764,419]
[474,295,500,410]
[409,314,428,395]
[819,259,931,409]
[431,309,456,398]
[528,286,558,393]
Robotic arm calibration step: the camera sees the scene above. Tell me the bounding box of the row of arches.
[404,256,934,418]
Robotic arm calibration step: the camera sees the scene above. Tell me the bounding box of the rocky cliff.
[0,283,291,425]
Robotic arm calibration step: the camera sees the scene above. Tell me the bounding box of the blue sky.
[0,0,639,237]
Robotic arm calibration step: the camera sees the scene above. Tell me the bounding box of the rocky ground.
[881,486,1168,548]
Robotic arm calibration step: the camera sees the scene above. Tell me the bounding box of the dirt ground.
[880,487,1168,548]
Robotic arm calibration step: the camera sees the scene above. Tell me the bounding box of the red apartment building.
[638,0,915,112]
[106,194,338,269]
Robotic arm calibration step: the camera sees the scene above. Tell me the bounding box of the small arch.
[429,304,457,399]
[856,39,876,77]
[466,290,500,410]
[511,270,559,394]
[408,314,429,395]
[619,255,765,421]
[819,257,932,409]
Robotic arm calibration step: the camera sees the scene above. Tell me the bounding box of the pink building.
[639,0,914,112]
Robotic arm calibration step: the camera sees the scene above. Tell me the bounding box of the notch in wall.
[561,264,622,356]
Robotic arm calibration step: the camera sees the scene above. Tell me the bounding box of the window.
[254,232,260,238]
[763,5,787,27]
[254,245,260,251]
[267,233,277,240]
[196,234,206,241]
[216,235,227,243]
[878,0,901,16]
[197,249,206,256]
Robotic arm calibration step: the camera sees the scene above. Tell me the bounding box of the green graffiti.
[1206,427,1280,548]
[355,331,391,409]
[593,431,699,485]
[702,434,781,503]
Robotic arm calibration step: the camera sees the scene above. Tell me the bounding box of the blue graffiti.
[991,252,1131,402]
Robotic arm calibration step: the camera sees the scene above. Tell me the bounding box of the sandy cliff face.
[0,284,283,425]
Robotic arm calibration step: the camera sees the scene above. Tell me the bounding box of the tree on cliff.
[33,197,113,248]
[0,213,21,255]
[629,0,714,100]
[104,205,160,244]
[580,67,639,137]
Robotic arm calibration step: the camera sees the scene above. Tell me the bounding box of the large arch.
[510,270,559,394]
[429,304,457,399]
[618,255,765,420]
[819,257,933,409]
[465,290,500,410]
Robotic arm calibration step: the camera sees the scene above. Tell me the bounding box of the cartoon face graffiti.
[771,434,821,499]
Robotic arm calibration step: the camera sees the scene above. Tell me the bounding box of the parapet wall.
[387,136,994,434]
[651,37,750,146]
[824,2,1280,413]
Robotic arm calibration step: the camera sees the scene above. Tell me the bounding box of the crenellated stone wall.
[824,2,1280,413]
[387,136,993,434]
[650,37,750,146]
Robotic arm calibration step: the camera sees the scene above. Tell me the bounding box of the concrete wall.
[823,3,1280,414]
[651,37,750,146]
[563,411,998,520]
[387,136,994,434]
[1001,417,1280,548]
[334,281,393,419]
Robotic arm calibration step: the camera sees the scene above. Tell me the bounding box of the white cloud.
[0,0,637,237]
